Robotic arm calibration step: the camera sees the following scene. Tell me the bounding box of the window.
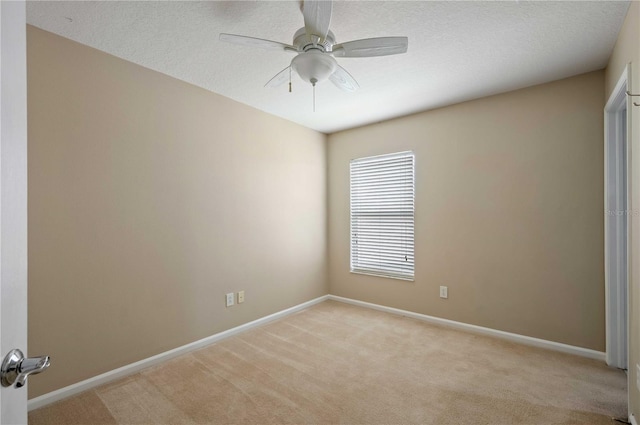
[350,151,414,280]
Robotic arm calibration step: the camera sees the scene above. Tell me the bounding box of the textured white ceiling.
[27,1,629,134]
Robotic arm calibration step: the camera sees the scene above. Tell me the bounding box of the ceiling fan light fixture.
[291,51,337,86]
[220,0,408,95]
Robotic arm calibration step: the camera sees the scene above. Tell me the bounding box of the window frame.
[349,151,415,281]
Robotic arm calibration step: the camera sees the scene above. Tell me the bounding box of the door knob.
[1,349,50,388]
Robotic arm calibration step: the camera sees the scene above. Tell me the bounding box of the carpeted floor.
[29,300,627,425]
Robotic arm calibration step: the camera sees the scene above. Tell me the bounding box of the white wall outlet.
[237,290,245,304]
[225,292,235,307]
[440,286,448,299]
[636,364,640,391]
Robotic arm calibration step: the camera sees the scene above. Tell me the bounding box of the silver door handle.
[1,349,50,388]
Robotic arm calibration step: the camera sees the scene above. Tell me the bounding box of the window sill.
[350,270,414,282]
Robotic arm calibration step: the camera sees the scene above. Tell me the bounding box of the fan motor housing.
[293,28,336,53]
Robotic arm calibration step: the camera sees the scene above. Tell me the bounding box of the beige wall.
[328,71,605,351]
[605,1,640,419]
[27,26,327,398]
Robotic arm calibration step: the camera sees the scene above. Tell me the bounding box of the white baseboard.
[28,295,329,411]
[328,295,606,362]
[29,293,607,411]
[631,413,638,425]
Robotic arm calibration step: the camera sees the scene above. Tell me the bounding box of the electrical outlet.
[440,286,448,299]
[225,293,235,307]
[237,290,245,304]
[636,364,640,391]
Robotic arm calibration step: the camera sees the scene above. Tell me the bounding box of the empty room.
[0,0,639,424]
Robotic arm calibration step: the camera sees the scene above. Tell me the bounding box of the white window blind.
[350,151,415,280]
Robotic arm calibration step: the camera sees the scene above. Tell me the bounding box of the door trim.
[604,65,631,370]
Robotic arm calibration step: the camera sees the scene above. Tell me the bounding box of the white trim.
[350,270,414,282]
[604,64,630,370]
[328,295,606,361]
[28,293,609,411]
[605,66,630,111]
[27,295,329,411]
[630,413,638,425]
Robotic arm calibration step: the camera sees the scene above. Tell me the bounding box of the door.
[1,1,29,423]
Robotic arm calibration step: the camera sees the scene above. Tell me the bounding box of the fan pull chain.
[289,67,292,93]
[311,78,318,112]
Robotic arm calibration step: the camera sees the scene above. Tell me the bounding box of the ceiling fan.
[219,1,408,94]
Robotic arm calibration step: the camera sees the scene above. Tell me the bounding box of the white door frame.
[0,1,29,423]
[604,65,631,371]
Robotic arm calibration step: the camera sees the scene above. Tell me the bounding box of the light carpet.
[29,300,627,424]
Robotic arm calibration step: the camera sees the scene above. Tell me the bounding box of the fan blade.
[332,37,408,58]
[219,33,296,52]
[303,0,332,43]
[265,66,292,88]
[329,65,359,92]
